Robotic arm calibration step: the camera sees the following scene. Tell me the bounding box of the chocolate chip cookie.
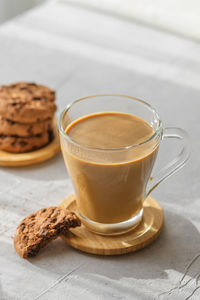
[0,82,56,123]
[14,207,81,259]
[0,116,53,137]
[0,129,53,153]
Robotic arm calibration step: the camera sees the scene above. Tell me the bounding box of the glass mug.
[59,95,190,235]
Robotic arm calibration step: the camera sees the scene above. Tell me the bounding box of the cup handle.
[146,127,191,197]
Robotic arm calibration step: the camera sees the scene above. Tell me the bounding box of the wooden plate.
[0,118,60,167]
[59,194,164,255]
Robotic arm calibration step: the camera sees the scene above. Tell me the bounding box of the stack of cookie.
[0,82,57,153]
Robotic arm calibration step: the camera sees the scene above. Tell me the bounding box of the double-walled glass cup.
[59,95,190,235]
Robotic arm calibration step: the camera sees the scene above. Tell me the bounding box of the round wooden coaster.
[59,194,164,255]
[0,118,60,167]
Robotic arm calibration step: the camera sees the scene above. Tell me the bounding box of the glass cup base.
[78,208,144,236]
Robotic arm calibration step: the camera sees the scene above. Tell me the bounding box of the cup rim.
[58,94,162,151]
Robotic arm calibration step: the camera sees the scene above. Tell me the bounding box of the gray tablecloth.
[0,2,200,299]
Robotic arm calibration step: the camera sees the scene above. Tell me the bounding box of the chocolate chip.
[19,103,25,107]
[28,83,37,86]
[27,126,33,135]
[7,119,15,125]
[32,97,41,101]
[21,223,25,230]
[23,236,28,242]
[40,229,49,237]
[20,141,28,147]
[48,130,54,142]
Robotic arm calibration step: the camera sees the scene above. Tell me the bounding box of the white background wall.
[63,0,200,40]
[0,0,200,40]
[0,0,45,23]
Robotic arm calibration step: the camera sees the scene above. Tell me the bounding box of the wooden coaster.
[59,194,164,255]
[0,118,60,167]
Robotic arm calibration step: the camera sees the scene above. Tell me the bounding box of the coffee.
[63,112,159,224]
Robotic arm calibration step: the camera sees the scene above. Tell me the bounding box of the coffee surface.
[66,112,154,149]
[64,112,158,224]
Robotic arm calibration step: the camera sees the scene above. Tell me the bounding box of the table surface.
[0,1,200,299]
